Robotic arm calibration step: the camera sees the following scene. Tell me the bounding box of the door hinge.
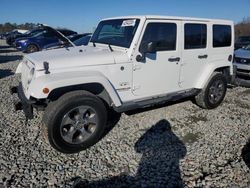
[133,65,141,71]
[133,85,141,91]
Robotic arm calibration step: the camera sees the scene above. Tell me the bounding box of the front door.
[132,20,181,97]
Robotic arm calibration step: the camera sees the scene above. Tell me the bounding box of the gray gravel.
[0,39,250,187]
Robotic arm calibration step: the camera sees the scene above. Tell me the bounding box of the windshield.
[74,35,91,46]
[91,19,140,48]
[244,44,250,50]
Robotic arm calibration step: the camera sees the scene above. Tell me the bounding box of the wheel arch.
[47,83,114,107]
[25,42,40,52]
[28,71,122,107]
[214,66,231,83]
[195,65,232,89]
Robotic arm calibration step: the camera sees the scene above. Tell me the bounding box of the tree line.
[0,22,40,33]
[235,17,250,38]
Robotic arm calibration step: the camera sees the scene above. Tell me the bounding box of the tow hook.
[10,86,18,95]
[14,102,23,111]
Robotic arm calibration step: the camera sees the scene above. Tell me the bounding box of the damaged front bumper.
[10,84,35,119]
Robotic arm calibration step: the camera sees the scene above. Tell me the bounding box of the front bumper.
[233,62,250,77]
[10,83,34,119]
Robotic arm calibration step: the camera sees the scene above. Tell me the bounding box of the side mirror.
[146,42,157,53]
[136,42,158,62]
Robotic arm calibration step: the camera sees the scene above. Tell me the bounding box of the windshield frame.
[90,18,140,48]
[244,44,250,50]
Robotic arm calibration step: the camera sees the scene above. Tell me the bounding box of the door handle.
[198,55,208,59]
[168,57,180,62]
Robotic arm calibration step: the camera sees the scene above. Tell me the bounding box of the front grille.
[235,57,250,65]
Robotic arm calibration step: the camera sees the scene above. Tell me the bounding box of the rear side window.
[140,23,177,51]
[184,23,207,49]
[213,25,231,47]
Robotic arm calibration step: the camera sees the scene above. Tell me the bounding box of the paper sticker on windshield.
[121,19,136,27]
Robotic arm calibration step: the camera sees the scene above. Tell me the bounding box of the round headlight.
[27,68,35,84]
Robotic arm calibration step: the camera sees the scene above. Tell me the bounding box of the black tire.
[26,44,39,53]
[43,91,107,154]
[194,72,227,109]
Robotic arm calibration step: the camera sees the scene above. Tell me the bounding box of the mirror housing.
[146,42,157,53]
[137,42,158,62]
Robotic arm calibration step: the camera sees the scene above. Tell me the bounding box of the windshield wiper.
[108,44,113,52]
[92,41,96,47]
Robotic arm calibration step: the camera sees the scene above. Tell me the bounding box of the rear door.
[132,20,182,97]
[180,21,209,89]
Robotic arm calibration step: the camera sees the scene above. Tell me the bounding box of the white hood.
[25,45,129,71]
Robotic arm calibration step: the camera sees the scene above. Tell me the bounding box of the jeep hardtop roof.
[102,15,233,24]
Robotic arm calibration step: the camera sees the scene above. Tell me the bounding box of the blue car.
[43,34,92,50]
[15,27,77,53]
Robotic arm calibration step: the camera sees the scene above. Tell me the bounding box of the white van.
[12,16,234,153]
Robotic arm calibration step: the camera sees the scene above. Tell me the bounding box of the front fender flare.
[28,71,122,107]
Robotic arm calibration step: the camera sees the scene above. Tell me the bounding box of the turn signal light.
[43,88,50,94]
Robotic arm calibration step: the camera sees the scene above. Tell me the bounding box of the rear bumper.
[10,84,34,119]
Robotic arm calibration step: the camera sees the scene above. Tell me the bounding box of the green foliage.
[235,17,250,38]
[0,22,39,33]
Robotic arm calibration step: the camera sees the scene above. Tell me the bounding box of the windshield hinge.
[43,61,50,74]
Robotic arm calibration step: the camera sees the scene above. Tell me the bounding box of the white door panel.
[132,20,182,97]
[180,21,210,89]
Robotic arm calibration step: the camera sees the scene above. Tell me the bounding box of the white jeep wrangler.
[12,16,234,153]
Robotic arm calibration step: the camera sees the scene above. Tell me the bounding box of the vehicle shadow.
[100,109,121,140]
[0,69,14,79]
[0,45,11,49]
[0,49,18,53]
[0,55,22,64]
[241,138,250,169]
[72,119,187,188]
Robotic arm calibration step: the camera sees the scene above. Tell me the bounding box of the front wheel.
[43,91,107,154]
[194,72,227,109]
[26,44,39,53]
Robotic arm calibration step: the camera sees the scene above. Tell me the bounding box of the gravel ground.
[0,39,250,187]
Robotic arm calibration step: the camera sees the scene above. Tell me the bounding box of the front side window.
[91,19,140,48]
[213,25,232,47]
[43,31,55,38]
[140,23,177,52]
[184,23,207,49]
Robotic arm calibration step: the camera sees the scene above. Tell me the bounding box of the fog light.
[43,88,50,94]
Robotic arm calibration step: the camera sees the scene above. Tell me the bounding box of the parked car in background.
[0,32,10,39]
[6,29,29,45]
[43,34,92,50]
[235,36,250,50]
[68,33,91,42]
[234,44,250,78]
[14,26,77,53]
[73,34,92,46]
[7,28,46,46]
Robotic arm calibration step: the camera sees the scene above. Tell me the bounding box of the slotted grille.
[235,57,250,65]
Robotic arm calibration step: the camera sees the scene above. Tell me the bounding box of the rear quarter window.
[213,25,232,48]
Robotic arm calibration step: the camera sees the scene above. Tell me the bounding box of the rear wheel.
[43,91,107,154]
[195,72,227,109]
[26,44,39,53]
